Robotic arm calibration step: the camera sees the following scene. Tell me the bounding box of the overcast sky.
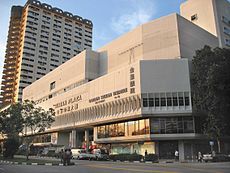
[0,0,186,84]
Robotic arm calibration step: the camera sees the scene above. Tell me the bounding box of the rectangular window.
[173,97,178,106]
[185,96,190,106]
[191,14,198,21]
[161,97,166,106]
[149,98,154,107]
[179,97,184,106]
[143,98,148,107]
[50,81,56,90]
[155,98,160,107]
[167,97,172,106]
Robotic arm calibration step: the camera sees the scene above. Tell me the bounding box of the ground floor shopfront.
[31,116,230,161]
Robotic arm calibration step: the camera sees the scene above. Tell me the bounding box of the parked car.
[91,149,109,160]
[203,153,230,162]
[72,149,89,160]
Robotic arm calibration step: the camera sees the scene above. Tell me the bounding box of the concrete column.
[76,131,81,148]
[57,132,69,148]
[178,141,185,161]
[85,129,89,152]
[71,130,77,148]
[155,141,159,155]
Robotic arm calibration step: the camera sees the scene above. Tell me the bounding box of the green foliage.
[192,46,230,138]
[0,100,55,159]
[3,138,20,158]
[22,100,55,135]
[0,103,24,138]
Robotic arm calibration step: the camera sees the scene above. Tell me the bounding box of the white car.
[202,153,213,162]
[72,149,89,160]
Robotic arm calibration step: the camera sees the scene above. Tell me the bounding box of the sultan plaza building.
[23,0,230,160]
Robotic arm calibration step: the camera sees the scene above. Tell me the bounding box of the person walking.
[174,150,179,161]
[59,149,64,164]
[63,149,67,166]
[66,149,72,165]
[198,151,202,163]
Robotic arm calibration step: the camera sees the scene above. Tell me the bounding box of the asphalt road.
[1,160,230,173]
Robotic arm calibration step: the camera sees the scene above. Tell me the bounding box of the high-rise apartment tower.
[0,0,93,107]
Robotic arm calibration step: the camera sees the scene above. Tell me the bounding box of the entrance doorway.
[159,141,178,159]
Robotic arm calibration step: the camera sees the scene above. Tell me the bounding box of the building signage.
[53,95,82,115]
[130,67,135,94]
[89,88,128,104]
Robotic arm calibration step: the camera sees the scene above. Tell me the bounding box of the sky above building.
[0,0,186,83]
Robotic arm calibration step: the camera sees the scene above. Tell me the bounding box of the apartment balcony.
[3,68,16,73]
[4,61,17,67]
[1,84,14,90]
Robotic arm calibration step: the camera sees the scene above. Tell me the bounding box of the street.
[1,160,230,173]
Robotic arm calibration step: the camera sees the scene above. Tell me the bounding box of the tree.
[0,103,24,158]
[0,100,55,159]
[21,100,55,160]
[192,46,230,153]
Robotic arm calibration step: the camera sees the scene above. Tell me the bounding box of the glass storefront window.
[165,118,177,133]
[145,119,150,134]
[150,117,194,134]
[128,121,135,136]
[139,119,145,135]
[97,126,105,139]
[151,118,160,134]
[118,122,125,136]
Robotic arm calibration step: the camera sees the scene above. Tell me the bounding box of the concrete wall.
[180,0,230,48]
[142,14,180,60]
[180,0,218,36]
[140,59,190,93]
[23,50,100,101]
[177,14,219,59]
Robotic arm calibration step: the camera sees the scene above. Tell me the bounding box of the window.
[179,96,184,106]
[191,14,198,21]
[173,93,178,106]
[185,96,190,106]
[150,117,194,134]
[50,81,56,90]
[167,97,172,106]
[149,97,154,107]
[155,98,160,107]
[161,97,166,106]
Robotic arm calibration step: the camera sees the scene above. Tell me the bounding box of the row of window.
[97,119,150,139]
[150,117,194,134]
[97,117,195,139]
[142,92,190,108]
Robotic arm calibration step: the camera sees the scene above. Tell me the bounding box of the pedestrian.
[63,149,67,166]
[175,150,179,161]
[59,149,64,164]
[66,149,72,165]
[198,151,202,163]
[145,150,148,156]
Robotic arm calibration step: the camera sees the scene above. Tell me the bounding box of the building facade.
[180,0,230,48]
[23,13,220,160]
[0,0,93,107]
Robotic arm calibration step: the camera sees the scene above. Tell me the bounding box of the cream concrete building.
[0,0,93,107]
[180,0,230,48]
[23,13,220,160]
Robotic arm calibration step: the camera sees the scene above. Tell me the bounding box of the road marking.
[84,164,179,173]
